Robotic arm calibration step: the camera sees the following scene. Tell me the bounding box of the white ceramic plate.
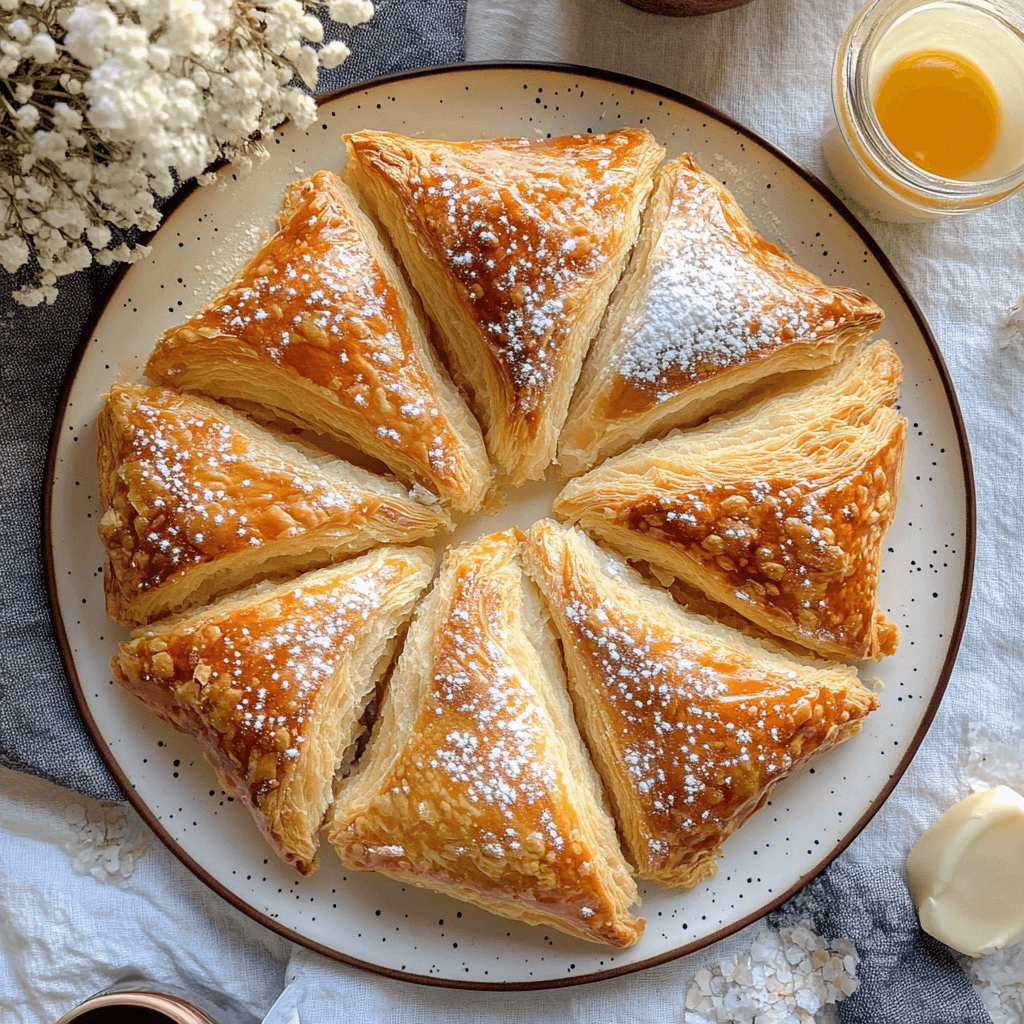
[45,63,974,990]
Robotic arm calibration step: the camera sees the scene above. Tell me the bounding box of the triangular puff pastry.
[98,382,449,627]
[554,340,906,661]
[524,520,879,889]
[112,548,434,875]
[558,154,885,476]
[343,129,665,486]
[145,171,490,512]
[327,529,644,947]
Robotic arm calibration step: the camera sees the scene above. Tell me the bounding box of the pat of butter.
[906,785,1024,957]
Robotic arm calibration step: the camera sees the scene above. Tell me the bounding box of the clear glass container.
[823,0,1024,222]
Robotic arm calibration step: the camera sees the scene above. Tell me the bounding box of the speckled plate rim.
[42,61,976,990]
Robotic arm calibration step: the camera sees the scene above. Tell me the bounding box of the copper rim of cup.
[53,990,220,1024]
[833,0,1024,213]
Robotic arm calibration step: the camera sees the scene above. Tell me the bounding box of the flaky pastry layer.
[328,529,644,947]
[554,341,906,661]
[559,154,885,476]
[145,170,490,512]
[525,520,879,887]
[98,382,449,627]
[343,129,664,486]
[113,548,434,874]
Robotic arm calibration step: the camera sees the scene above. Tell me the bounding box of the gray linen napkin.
[769,860,993,1024]
[0,0,466,802]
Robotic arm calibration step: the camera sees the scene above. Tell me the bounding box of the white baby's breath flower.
[51,102,84,131]
[28,30,57,62]
[61,4,120,67]
[0,237,31,274]
[319,39,351,69]
[7,15,32,41]
[15,104,41,129]
[86,224,111,248]
[2,0,374,304]
[300,12,324,42]
[328,0,373,24]
[32,130,69,164]
[294,44,320,89]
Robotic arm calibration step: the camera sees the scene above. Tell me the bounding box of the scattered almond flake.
[58,801,147,884]
[964,942,1024,1024]
[682,919,859,1024]
[620,461,889,651]
[1000,295,1024,350]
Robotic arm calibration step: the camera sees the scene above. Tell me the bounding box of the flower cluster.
[1,0,374,306]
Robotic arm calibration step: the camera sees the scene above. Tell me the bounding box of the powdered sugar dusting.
[531,529,875,884]
[107,387,375,589]
[424,563,563,853]
[562,587,797,862]
[616,160,841,396]
[160,173,464,491]
[191,220,268,303]
[397,133,645,412]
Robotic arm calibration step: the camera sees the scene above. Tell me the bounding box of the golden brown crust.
[328,529,644,947]
[144,171,490,512]
[554,341,906,661]
[112,548,434,875]
[343,129,665,485]
[97,382,449,627]
[524,520,879,888]
[558,154,885,476]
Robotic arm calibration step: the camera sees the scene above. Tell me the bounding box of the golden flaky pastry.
[145,171,490,512]
[327,529,644,947]
[554,340,907,661]
[524,519,879,888]
[98,382,449,628]
[343,129,665,486]
[113,548,434,874]
[558,154,885,476]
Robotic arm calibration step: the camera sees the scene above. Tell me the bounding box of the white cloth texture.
[2,0,1023,1021]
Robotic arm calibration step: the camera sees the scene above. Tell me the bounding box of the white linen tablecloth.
[2,0,1022,1021]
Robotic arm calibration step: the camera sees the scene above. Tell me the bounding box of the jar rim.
[833,0,1024,213]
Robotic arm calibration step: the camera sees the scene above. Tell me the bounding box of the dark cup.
[53,981,221,1024]
[619,0,756,14]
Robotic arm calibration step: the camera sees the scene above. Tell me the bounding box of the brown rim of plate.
[41,60,977,992]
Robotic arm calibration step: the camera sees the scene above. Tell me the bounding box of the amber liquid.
[874,48,1001,178]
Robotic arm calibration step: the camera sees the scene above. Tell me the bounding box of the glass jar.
[823,0,1024,222]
